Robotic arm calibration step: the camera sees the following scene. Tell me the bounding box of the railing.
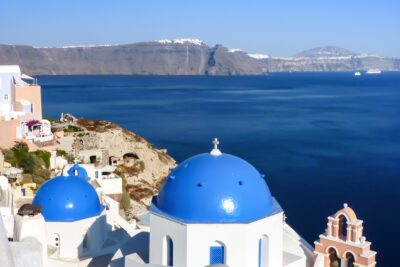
[33,137,56,148]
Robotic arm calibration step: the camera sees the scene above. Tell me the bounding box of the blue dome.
[152,153,277,223]
[67,164,89,180]
[33,175,104,222]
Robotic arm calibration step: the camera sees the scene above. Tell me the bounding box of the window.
[83,233,88,250]
[4,94,8,100]
[51,233,60,248]
[328,247,341,267]
[168,238,173,266]
[258,235,269,267]
[338,214,349,240]
[90,155,97,164]
[210,241,225,265]
[163,235,173,266]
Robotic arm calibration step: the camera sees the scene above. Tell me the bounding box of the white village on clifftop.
[0,65,376,267]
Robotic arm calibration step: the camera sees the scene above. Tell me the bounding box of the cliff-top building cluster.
[0,139,376,267]
[0,65,376,267]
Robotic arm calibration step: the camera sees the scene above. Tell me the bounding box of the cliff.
[53,115,176,216]
[0,41,398,75]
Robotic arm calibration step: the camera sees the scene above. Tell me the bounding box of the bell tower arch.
[314,204,376,267]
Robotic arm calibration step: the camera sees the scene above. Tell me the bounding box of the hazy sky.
[1,0,399,56]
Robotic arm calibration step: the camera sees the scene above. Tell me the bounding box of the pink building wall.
[0,119,20,148]
[14,84,42,120]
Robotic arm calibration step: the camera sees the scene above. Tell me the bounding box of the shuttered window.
[210,245,224,264]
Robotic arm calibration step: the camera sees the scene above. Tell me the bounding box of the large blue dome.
[33,175,104,222]
[152,153,278,223]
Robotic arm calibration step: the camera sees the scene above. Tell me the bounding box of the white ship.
[354,71,361,76]
[366,69,382,74]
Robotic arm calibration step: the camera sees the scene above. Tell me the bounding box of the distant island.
[1,39,399,75]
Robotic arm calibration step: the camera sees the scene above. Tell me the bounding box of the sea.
[39,73,400,266]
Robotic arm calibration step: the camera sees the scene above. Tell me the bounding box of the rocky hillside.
[53,115,176,216]
[0,40,398,74]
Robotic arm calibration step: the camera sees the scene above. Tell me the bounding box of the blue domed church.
[142,139,313,267]
[105,139,336,267]
[31,174,107,259]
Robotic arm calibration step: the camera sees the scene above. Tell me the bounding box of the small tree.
[120,193,132,211]
[10,142,29,167]
[19,153,39,174]
[33,150,51,169]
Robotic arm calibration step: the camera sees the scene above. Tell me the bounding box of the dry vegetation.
[77,118,118,132]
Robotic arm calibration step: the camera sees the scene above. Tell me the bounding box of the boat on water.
[366,69,382,74]
[354,71,361,76]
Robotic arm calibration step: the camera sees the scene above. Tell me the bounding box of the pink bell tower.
[314,204,376,267]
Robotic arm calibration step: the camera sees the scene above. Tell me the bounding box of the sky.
[0,0,399,57]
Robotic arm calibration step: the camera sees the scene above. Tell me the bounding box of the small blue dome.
[67,163,89,180]
[33,175,104,222]
[152,153,276,223]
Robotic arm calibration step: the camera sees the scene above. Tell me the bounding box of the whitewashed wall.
[45,212,106,259]
[149,211,284,267]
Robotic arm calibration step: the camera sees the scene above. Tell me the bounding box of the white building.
[0,65,54,148]
[59,161,123,195]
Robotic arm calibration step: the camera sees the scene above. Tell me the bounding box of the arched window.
[163,235,173,266]
[338,214,348,240]
[209,241,225,265]
[328,247,341,267]
[51,233,60,257]
[258,235,269,267]
[82,233,89,250]
[345,252,355,267]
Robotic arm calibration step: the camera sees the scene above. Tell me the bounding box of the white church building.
[0,139,376,267]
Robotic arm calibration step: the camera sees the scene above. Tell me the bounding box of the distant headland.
[1,39,399,75]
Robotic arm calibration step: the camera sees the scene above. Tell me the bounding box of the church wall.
[149,213,187,267]
[45,213,105,259]
[186,222,248,267]
[245,212,284,267]
[13,214,47,267]
[149,211,283,267]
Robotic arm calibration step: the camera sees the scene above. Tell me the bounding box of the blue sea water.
[40,73,400,266]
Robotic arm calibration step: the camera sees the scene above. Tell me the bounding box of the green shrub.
[67,154,75,163]
[3,143,54,186]
[64,125,83,132]
[2,148,15,165]
[33,150,51,169]
[33,168,51,181]
[56,149,68,158]
[119,193,132,211]
[19,153,42,174]
[10,142,29,167]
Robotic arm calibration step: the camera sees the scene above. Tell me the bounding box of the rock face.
[0,42,398,75]
[261,46,399,72]
[54,116,176,215]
